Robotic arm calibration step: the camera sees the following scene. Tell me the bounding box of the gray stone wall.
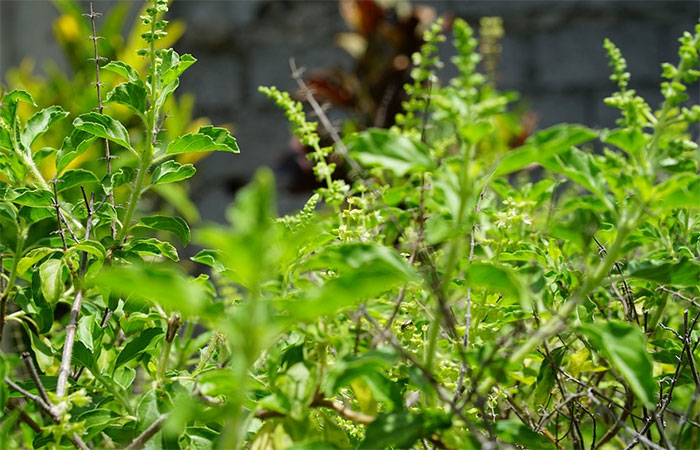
[1,0,698,219]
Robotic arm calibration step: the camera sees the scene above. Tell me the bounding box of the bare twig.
[453,184,487,402]
[51,180,69,251]
[6,400,42,433]
[6,377,58,420]
[313,395,375,424]
[88,1,116,239]
[289,58,363,177]
[56,188,94,397]
[125,414,168,450]
[21,352,51,406]
[658,285,700,309]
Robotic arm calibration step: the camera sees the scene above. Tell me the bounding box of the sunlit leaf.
[346,128,434,176]
[579,320,655,407]
[138,215,190,246]
[494,124,597,176]
[73,112,132,150]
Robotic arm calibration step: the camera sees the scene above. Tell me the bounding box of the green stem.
[0,226,25,340]
[424,318,440,370]
[93,370,133,414]
[22,153,50,192]
[20,149,83,233]
[158,338,173,383]
[1,226,25,300]
[116,153,151,244]
[117,2,159,244]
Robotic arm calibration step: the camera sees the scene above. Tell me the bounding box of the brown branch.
[289,58,363,177]
[125,414,168,450]
[658,285,700,309]
[595,385,633,448]
[7,400,42,433]
[255,393,374,424]
[454,184,487,403]
[6,377,58,421]
[21,352,51,406]
[7,374,90,449]
[88,1,116,239]
[56,188,94,398]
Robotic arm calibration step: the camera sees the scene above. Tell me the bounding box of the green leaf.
[72,340,95,369]
[77,408,121,441]
[105,82,147,117]
[114,327,164,369]
[151,160,196,185]
[359,412,451,449]
[39,259,63,304]
[627,259,700,287]
[161,53,196,85]
[494,420,554,449]
[346,128,434,177]
[114,366,136,391]
[1,90,35,127]
[33,147,56,166]
[102,167,135,195]
[56,129,97,173]
[0,126,11,150]
[20,106,69,150]
[286,243,417,321]
[70,240,107,261]
[190,250,227,273]
[166,126,239,155]
[56,168,99,192]
[464,263,526,304]
[102,61,140,83]
[17,206,53,224]
[494,124,598,176]
[125,238,179,262]
[73,112,132,150]
[533,347,566,405]
[6,188,53,207]
[601,128,646,154]
[324,350,401,410]
[136,390,162,446]
[17,247,56,276]
[579,320,655,407]
[138,215,190,246]
[77,314,99,351]
[23,323,54,372]
[652,174,700,210]
[539,147,609,205]
[0,203,17,221]
[93,263,208,316]
[460,120,495,144]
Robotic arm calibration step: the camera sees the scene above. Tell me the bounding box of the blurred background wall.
[1,0,698,220]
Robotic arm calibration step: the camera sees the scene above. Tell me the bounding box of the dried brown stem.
[289,58,363,177]
[125,414,168,450]
[56,188,94,398]
[7,400,42,433]
[255,393,374,424]
[88,1,116,239]
[21,352,51,406]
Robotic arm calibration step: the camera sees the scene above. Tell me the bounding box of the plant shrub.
[0,2,699,449]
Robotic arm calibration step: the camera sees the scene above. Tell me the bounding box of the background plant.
[0,3,699,450]
[3,0,219,227]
